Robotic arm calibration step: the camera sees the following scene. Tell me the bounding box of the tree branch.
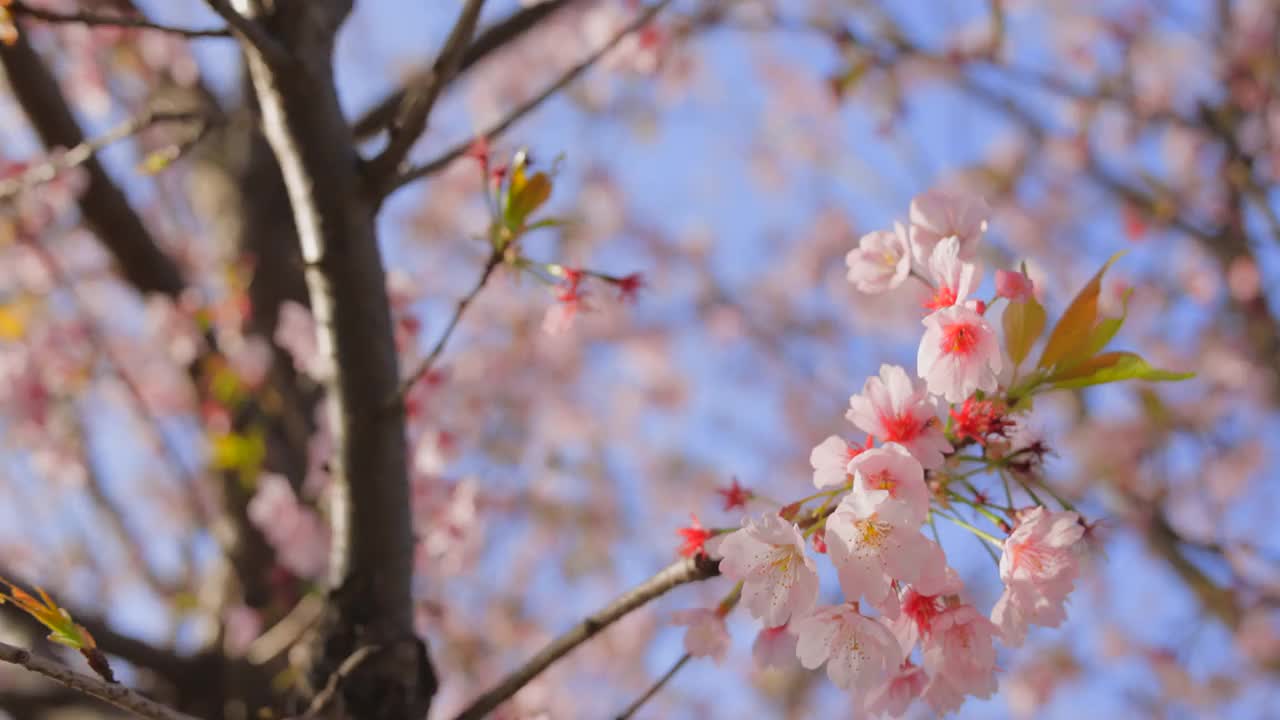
[367,0,487,190]
[393,248,502,405]
[0,640,198,720]
[10,1,230,37]
[202,0,289,66]
[390,0,673,193]
[453,554,720,720]
[0,108,208,202]
[0,31,188,297]
[351,0,578,141]
[237,2,433,716]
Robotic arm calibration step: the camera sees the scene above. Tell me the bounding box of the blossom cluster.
[672,190,1105,717]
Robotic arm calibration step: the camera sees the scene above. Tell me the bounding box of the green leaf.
[1003,296,1046,367]
[1038,251,1125,371]
[504,171,552,231]
[1048,351,1194,389]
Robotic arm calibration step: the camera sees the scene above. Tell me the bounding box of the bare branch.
[9,1,230,37]
[0,109,207,202]
[615,653,690,720]
[367,0,487,190]
[0,32,188,297]
[453,554,720,720]
[352,0,578,140]
[391,0,674,193]
[0,640,199,720]
[392,248,503,406]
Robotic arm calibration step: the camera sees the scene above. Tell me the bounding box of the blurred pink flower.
[922,604,1000,702]
[908,189,989,267]
[846,224,911,294]
[752,624,797,670]
[996,268,1035,301]
[860,660,928,718]
[671,608,730,663]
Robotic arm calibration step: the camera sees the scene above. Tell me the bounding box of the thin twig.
[368,0,487,189]
[9,1,230,37]
[0,109,206,202]
[452,554,720,720]
[391,249,503,407]
[614,653,690,720]
[391,0,673,192]
[352,0,579,140]
[0,640,199,720]
[245,593,325,665]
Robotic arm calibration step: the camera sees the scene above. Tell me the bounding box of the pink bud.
[995,269,1034,302]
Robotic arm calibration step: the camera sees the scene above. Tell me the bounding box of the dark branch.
[9,1,230,37]
[391,0,673,193]
[367,0,487,190]
[203,0,289,66]
[0,32,187,297]
[240,2,433,716]
[453,554,720,720]
[351,0,578,141]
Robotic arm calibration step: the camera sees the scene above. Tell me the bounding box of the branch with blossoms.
[656,189,1193,717]
[397,144,643,398]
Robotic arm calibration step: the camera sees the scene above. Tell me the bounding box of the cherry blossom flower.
[752,624,798,670]
[793,603,901,691]
[992,507,1085,646]
[847,442,930,527]
[921,604,1000,702]
[908,189,989,266]
[925,237,982,310]
[809,435,861,489]
[846,364,952,469]
[846,224,911,293]
[918,304,1003,403]
[717,513,820,627]
[860,660,928,718]
[995,268,1035,301]
[826,496,939,610]
[671,608,730,663]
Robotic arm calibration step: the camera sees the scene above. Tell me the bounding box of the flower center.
[868,469,897,496]
[940,321,979,356]
[880,411,922,442]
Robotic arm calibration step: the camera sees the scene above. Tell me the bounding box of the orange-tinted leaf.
[1038,251,1125,371]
